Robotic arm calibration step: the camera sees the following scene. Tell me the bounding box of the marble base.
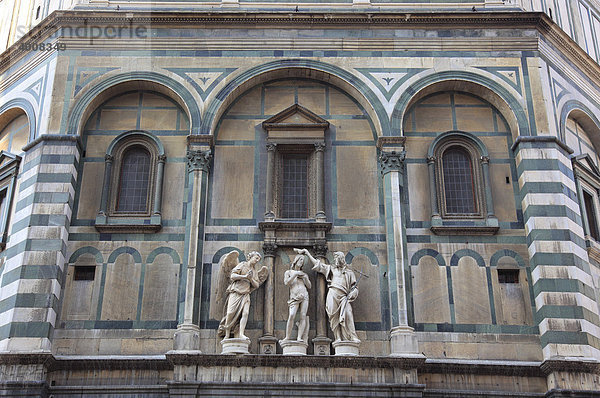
[332,340,360,356]
[279,339,308,355]
[220,337,250,354]
[173,323,200,352]
[389,326,423,357]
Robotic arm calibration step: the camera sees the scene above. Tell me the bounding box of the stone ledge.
[422,359,544,377]
[166,353,426,369]
[540,357,600,375]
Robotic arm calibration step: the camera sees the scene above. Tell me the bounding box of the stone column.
[0,135,81,354]
[427,155,441,226]
[259,242,278,354]
[173,144,212,352]
[152,154,167,218]
[378,142,421,358]
[314,142,326,221]
[96,154,113,222]
[513,136,600,388]
[312,243,332,355]
[265,143,276,221]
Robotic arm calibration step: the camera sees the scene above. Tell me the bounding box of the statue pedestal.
[332,340,360,356]
[279,339,308,355]
[258,335,278,355]
[220,337,251,354]
[312,336,332,355]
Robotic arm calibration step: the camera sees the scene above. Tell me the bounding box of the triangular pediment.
[574,154,600,178]
[0,151,20,171]
[262,104,329,130]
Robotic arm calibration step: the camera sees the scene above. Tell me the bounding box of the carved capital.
[379,150,406,174]
[480,155,490,164]
[186,149,212,173]
[262,243,278,257]
[158,154,167,163]
[314,142,326,152]
[104,154,114,162]
[266,143,277,152]
[427,155,436,164]
[313,244,328,258]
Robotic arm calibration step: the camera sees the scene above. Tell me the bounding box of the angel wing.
[215,251,239,310]
[249,265,269,293]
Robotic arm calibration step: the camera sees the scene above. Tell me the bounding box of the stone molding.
[165,353,426,370]
[378,150,405,174]
[22,134,82,153]
[186,149,212,173]
[2,11,599,87]
[511,135,574,154]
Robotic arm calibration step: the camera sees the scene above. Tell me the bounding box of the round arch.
[67,72,202,136]
[0,99,37,144]
[559,100,600,150]
[202,59,388,137]
[427,130,489,158]
[392,71,530,138]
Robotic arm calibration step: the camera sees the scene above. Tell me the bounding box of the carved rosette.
[104,154,114,163]
[266,142,277,152]
[314,142,326,152]
[379,150,406,175]
[262,243,278,257]
[158,154,167,164]
[313,243,328,258]
[480,155,490,164]
[187,149,212,173]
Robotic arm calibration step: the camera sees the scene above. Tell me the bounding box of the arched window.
[441,146,476,214]
[95,131,165,232]
[116,147,151,213]
[427,131,498,235]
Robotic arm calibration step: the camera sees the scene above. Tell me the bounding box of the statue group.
[216,247,361,355]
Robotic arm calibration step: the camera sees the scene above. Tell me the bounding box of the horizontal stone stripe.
[1,265,63,288]
[525,216,584,236]
[535,292,600,319]
[532,264,595,289]
[536,305,600,326]
[68,233,186,242]
[516,158,574,180]
[519,182,578,204]
[10,214,70,235]
[515,147,572,166]
[517,170,577,192]
[19,173,77,192]
[522,205,582,226]
[21,154,79,174]
[540,317,600,339]
[0,293,59,315]
[0,321,52,341]
[528,240,588,261]
[60,320,178,330]
[532,278,597,302]
[521,194,581,217]
[539,330,596,349]
[526,229,586,249]
[531,239,589,263]
[3,239,68,262]
[513,138,573,158]
[15,192,74,213]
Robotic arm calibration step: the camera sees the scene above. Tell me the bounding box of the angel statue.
[297,248,360,343]
[216,251,268,341]
[282,250,312,342]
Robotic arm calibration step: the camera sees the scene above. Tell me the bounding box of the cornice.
[0,11,541,74]
[1,10,599,95]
